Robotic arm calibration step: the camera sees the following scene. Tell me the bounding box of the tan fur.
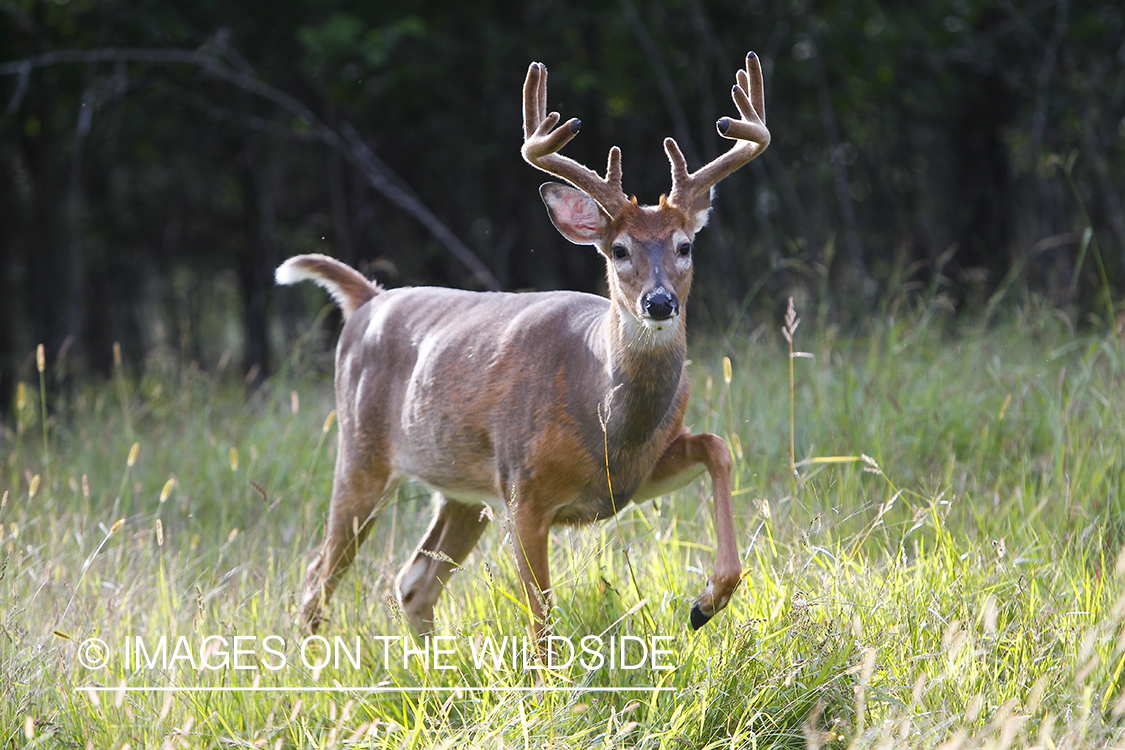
[275,254,380,319]
[279,54,769,643]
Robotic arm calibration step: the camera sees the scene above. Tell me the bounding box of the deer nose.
[643,286,679,321]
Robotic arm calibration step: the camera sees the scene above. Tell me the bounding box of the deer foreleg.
[644,432,740,629]
[507,505,552,644]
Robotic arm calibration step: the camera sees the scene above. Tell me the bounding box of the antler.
[666,51,771,211]
[521,62,630,217]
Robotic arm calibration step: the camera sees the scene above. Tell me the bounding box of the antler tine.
[521,62,630,217]
[667,51,771,211]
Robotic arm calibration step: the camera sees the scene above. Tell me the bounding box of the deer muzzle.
[642,286,679,321]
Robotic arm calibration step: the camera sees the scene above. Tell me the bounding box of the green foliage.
[2,0,1124,389]
[297,14,424,85]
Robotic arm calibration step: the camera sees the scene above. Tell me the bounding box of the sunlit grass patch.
[2,304,1124,748]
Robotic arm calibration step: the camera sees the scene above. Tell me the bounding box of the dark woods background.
[1,0,1123,404]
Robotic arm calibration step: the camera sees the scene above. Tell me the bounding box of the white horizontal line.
[78,685,675,693]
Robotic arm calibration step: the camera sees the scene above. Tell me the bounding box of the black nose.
[643,287,679,320]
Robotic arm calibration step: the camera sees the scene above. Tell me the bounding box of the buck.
[277,52,769,641]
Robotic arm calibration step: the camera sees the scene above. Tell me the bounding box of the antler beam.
[521,62,630,217]
[666,51,770,211]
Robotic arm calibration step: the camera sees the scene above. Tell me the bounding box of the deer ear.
[540,183,610,245]
[686,187,714,234]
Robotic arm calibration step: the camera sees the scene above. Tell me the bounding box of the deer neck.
[600,301,687,448]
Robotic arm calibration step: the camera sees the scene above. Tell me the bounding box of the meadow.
[2,298,1124,749]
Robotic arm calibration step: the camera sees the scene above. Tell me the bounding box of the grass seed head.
[1112,688,1125,720]
[859,646,877,685]
[1026,676,1046,715]
[783,296,800,343]
[982,594,998,636]
[911,673,926,706]
[964,694,983,724]
[1037,713,1056,748]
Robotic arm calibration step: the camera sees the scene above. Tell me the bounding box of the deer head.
[521,52,770,345]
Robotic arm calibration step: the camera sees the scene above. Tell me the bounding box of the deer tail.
[275,254,381,319]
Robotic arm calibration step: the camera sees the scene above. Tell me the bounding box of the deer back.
[334,286,690,522]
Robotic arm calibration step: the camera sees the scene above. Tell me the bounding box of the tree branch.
[0,46,503,290]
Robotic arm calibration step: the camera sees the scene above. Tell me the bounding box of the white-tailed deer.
[277,52,769,641]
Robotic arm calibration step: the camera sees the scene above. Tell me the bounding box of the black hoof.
[689,604,713,630]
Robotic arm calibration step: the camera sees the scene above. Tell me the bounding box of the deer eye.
[678,242,693,256]
[611,245,629,260]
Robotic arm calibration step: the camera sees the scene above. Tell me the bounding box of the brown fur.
[279,209,740,641]
[278,55,769,643]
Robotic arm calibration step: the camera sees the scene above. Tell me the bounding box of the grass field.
[2,300,1124,749]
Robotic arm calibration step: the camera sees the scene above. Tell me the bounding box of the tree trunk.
[243,141,277,387]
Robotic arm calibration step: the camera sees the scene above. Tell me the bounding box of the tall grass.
[1,302,1123,748]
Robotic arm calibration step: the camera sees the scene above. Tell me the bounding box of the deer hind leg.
[396,493,490,633]
[639,431,740,630]
[299,459,398,632]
